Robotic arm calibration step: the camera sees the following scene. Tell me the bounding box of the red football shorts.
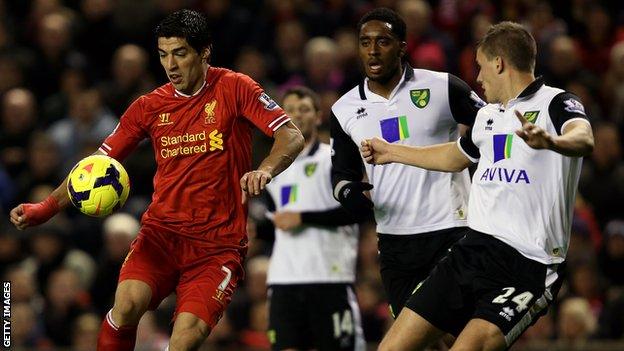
[118,224,245,328]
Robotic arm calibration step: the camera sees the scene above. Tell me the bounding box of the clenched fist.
[360,137,394,165]
[240,170,272,204]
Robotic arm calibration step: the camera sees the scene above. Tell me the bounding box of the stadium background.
[0,0,623,350]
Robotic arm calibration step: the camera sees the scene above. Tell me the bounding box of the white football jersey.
[458,78,590,264]
[266,142,359,284]
[331,66,484,235]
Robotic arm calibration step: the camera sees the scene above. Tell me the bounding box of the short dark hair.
[477,21,536,72]
[283,86,320,112]
[357,7,406,42]
[154,9,211,54]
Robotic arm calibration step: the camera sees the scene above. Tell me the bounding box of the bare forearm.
[51,149,109,210]
[259,122,304,177]
[549,126,594,157]
[390,142,471,172]
[49,177,71,209]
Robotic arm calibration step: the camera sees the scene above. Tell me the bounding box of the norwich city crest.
[410,89,430,108]
[304,162,317,177]
[523,111,540,123]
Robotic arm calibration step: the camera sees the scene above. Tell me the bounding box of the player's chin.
[367,72,383,81]
[369,70,393,83]
[365,67,382,79]
[483,90,494,103]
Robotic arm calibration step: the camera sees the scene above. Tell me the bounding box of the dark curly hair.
[154,9,211,54]
[357,7,407,42]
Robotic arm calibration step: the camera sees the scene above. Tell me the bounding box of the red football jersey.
[99,67,289,247]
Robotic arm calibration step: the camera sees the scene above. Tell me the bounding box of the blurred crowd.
[1,0,624,350]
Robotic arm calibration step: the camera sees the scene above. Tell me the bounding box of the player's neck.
[181,65,209,96]
[303,132,318,150]
[367,65,403,99]
[500,71,536,106]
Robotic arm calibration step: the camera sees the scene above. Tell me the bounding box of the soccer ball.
[67,155,130,217]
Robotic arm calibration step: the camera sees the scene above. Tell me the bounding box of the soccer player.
[9,9,304,351]
[362,22,594,350]
[331,7,484,318]
[265,86,369,351]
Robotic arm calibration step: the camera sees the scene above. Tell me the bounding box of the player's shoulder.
[212,66,240,80]
[406,68,450,91]
[307,142,333,169]
[544,87,587,118]
[411,68,448,82]
[316,143,333,168]
[317,142,332,154]
[538,84,566,99]
[211,66,255,87]
[533,84,585,111]
[332,85,363,118]
[135,83,173,109]
[303,141,332,158]
[143,83,170,99]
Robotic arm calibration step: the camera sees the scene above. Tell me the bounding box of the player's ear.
[201,45,211,63]
[315,110,323,127]
[399,41,407,58]
[495,56,504,74]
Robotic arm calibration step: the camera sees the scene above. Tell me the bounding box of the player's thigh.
[378,229,465,317]
[378,233,432,317]
[175,251,243,330]
[117,227,179,311]
[308,284,365,351]
[403,242,473,337]
[268,285,310,350]
[378,307,445,351]
[379,266,423,319]
[471,279,563,348]
[450,318,505,351]
[470,240,566,348]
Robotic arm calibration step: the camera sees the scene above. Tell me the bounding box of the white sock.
[106,309,120,330]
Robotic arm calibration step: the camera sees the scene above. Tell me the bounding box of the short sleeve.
[99,97,147,161]
[448,74,485,126]
[548,92,590,135]
[236,74,289,137]
[457,128,480,162]
[330,111,364,187]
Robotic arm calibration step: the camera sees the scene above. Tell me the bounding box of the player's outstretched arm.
[272,205,371,231]
[361,137,472,172]
[9,149,108,230]
[240,122,304,203]
[514,110,594,157]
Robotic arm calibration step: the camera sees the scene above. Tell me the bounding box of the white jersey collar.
[174,80,207,98]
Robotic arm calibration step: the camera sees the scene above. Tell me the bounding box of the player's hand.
[9,196,60,230]
[272,211,302,231]
[240,170,272,204]
[515,110,554,150]
[361,137,393,165]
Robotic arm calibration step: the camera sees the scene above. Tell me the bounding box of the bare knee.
[169,313,211,351]
[111,280,152,326]
[378,337,403,351]
[169,329,208,351]
[450,338,506,351]
[452,318,507,351]
[378,308,443,351]
[480,330,507,351]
